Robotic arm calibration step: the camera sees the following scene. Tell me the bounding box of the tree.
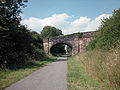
[0,0,29,69]
[0,0,47,69]
[0,0,27,30]
[30,31,45,60]
[86,8,120,50]
[40,26,63,39]
[40,26,66,56]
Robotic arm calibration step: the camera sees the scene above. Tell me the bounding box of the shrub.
[87,9,120,50]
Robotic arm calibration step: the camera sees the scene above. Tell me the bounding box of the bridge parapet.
[43,31,98,56]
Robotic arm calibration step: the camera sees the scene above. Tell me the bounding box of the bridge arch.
[50,42,72,56]
[50,41,73,49]
[43,31,97,56]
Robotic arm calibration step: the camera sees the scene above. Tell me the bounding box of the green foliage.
[40,26,63,39]
[0,56,56,90]
[66,45,72,56]
[0,0,46,69]
[73,49,120,89]
[41,26,66,56]
[86,39,97,50]
[0,0,28,69]
[0,0,27,30]
[86,9,120,50]
[30,31,46,60]
[77,32,83,38]
[50,44,66,56]
[67,57,101,90]
[0,25,45,69]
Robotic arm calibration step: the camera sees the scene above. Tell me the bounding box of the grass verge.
[67,57,102,90]
[0,56,57,90]
[67,49,120,90]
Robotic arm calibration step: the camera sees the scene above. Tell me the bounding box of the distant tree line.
[86,8,120,50]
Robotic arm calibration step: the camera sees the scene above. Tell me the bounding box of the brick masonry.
[43,31,98,56]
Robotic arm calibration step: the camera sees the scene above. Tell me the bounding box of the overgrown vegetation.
[70,49,120,90]
[86,9,120,50]
[84,9,120,89]
[0,0,47,69]
[67,57,106,90]
[0,1,58,89]
[68,8,120,90]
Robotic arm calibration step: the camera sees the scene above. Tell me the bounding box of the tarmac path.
[5,55,67,90]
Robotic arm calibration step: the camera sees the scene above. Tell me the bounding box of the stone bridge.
[43,31,97,56]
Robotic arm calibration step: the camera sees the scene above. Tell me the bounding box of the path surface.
[5,55,67,90]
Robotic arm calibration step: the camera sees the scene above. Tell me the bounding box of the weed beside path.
[67,57,110,90]
[0,56,57,90]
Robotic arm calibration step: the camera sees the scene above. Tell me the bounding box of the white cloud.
[21,13,111,34]
[85,14,111,32]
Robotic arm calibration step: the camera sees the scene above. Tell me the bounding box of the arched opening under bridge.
[50,43,72,56]
[43,31,98,56]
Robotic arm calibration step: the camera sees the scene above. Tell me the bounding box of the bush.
[0,26,46,69]
[0,0,46,69]
[87,9,120,50]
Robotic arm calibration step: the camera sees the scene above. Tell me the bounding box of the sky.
[21,0,120,34]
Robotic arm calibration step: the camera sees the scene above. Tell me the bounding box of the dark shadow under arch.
[50,42,72,56]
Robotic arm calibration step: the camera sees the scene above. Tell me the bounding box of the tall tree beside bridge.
[40,26,66,56]
[40,26,63,38]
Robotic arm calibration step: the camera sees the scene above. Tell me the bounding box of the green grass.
[67,49,120,90]
[0,56,57,90]
[67,57,110,90]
